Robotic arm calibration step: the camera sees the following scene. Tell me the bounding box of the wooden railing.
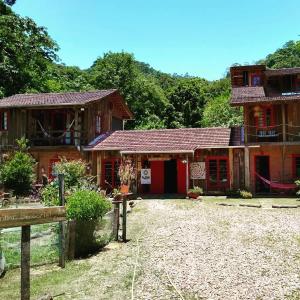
[26,130,88,147]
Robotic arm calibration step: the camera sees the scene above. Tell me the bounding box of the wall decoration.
[190,162,206,179]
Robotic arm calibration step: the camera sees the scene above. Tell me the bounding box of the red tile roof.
[232,87,265,100]
[85,127,232,153]
[0,89,118,108]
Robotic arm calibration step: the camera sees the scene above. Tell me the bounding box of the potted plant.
[118,159,135,194]
[66,190,111,257]
[187,186,203,199]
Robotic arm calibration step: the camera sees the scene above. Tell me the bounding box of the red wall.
[177,159,187,194]
[150,161,164,194]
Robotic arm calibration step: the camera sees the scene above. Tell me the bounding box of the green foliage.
[188,186,203,194]
[66,190,111,221]
[0,138,35,196]
[239,189,253,199]
[0,4,58,96]
[260,41,300,69]
[54,158,86,189]
[40,183,59,206]
[202,93,243,127]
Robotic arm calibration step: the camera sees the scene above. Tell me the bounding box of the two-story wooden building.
[230,65,300,193]
[0,89,133,180]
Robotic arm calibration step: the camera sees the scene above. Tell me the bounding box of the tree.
[0,5,58,96]
[202,93,243,128]
[0,138,36,196]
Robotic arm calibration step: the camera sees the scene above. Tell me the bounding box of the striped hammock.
[255,172,297,190]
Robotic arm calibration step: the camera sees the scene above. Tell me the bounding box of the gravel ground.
[21,199,299,300]
[131,201,300,300]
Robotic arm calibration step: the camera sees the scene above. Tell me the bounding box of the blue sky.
[14,0,299,80]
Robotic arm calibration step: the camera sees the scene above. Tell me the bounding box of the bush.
[66,190,111,221]
[54,158,86,189]
[0,138,36,196]
[188,186,203,194]
[239,189,253,199]
[40,183,59,206]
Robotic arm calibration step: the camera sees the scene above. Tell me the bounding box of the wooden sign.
[0,206,66,229]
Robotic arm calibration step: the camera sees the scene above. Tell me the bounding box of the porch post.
[281,104,286,142]
[244,146,250,190]
[229,148,234,190]
[186,154,189,195]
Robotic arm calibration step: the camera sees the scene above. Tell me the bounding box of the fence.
[0,210,114,270]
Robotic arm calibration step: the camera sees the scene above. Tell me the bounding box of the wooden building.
[230,65,300,193]
[0,90,133,180]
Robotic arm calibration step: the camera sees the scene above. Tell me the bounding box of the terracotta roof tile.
[0,89,118,108]
[231,87,265,100]
[85,127,232,153]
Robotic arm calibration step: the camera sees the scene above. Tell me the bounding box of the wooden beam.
[0,207,66,229]
[21,225,30,300]
[244,146,250,190]
[282,104,286,142]
[244,106,248,144]
[229,148,234,190]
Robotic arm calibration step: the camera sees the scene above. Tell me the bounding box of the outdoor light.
[181,159,187,164]
[80,107,85,111]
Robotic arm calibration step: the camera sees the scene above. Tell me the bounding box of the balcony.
[244,125,283,144]
[26,130,88,147]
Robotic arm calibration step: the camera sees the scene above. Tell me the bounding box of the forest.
[1,0,300,129]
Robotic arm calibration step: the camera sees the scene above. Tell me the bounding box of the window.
[206,157,229,189]
[251,74,261,86]
[0,111,8,131]
[255,106,275,129]
[102,158,120,188]
[243,71,249,86]
[293,155,300,178]
[95,115,101,134]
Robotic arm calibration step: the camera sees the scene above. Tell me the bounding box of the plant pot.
[187,191,201,199]
[74,220,99,258]
[120,184,129,194]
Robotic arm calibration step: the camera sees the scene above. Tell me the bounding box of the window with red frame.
[206,157,229,189]
[102,159,120,188]
[0,110,8,131]
[255,106,275,129]
[293,155,300,178]
[95,115,101,134]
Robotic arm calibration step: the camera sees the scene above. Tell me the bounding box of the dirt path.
[65,200,300,300]
[1,200,300,299]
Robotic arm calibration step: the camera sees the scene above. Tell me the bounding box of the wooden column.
[112,200,121,241]
[282,104,286,142]
[122,196,127,242]
[74,109,79,147]
[244,147,250,190]
[21,225,30,300]
[186,155,189,195]
[244,106,248,144]
[58,174,65,268]
[229,148,234,190]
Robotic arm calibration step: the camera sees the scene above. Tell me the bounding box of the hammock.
[255,172,297,190]
[37,119,75,139]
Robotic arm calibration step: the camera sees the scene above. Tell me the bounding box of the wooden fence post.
[58,174,65,268]
[21,225,30,300]
[112,201,120,241]
[122,196,127,242]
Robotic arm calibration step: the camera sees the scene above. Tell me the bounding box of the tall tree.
[0,2,58,97]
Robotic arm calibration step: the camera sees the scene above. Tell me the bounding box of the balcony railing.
[26,130,88,147]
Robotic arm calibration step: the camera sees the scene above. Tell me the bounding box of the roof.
[0,89,118,108]
[265,67,300,77]
[230,64,266,71]
[85,127,233,153]
[232,87,266,100]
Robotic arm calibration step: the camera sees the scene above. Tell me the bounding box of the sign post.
[0,207,66,299]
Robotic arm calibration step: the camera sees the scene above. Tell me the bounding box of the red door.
[177,159,187,194]
[150,161,164,194]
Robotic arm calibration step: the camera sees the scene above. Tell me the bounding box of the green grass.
[0,261,91,299]
[1,223,59,269]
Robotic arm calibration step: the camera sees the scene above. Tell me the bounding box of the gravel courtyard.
[1,199,300,300]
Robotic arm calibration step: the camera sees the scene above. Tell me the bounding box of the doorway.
[164,159,177,193]
[255,155,270,193]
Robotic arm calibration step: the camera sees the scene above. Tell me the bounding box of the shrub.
[54,158,86,189]
[188,186,203,194]
[66,190,111,221]
[239,189,253,199]
[41,183,59,206]
[0,138,36,196]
